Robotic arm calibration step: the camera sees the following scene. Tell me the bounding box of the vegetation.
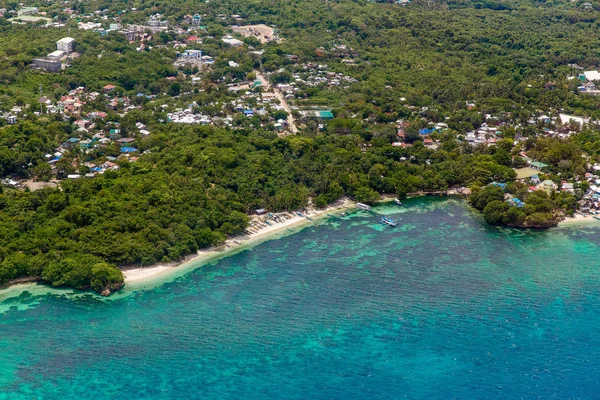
[2,0,600,293]
[470,185,566,228]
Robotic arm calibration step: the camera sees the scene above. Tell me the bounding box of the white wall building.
[57,37,75,53]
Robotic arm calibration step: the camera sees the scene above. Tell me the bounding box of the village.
[1,2,600,223]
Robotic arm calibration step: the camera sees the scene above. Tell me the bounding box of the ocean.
[1,197,600,399]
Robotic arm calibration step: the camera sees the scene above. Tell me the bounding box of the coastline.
[122,198,355,286]
[3,194,594,299]
[558,212,600,226]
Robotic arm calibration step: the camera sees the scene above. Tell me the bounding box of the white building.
[222,36,244,47]
[57,37,75,54]
[147,15,168,28]
[181,49,202,59]
[47,50,65,60]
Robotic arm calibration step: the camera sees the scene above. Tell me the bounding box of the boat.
[356,203,371,211]
[394,199,402,206]
[381,217,397,227]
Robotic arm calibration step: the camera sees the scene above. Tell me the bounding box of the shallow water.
[2,198,600,399]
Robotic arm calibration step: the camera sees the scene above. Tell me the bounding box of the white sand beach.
[122,198,355,285]
[559,213,599,226]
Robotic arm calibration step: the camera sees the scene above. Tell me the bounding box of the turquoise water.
[2,198,600,399]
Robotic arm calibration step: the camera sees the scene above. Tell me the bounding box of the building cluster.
[291,63,358,89]
[32,37,75,72]
[167,109,213,125]
[174,49,214,67]
[574,70,600,95]
[126,14,169,33]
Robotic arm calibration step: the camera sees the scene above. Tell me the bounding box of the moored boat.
[356,202,372,211]
[381,216,397,227]
[394,199,402,206]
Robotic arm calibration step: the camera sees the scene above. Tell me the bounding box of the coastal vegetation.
[0,124,520,292]
[2,0,600,293]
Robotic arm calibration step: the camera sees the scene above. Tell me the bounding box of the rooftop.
[57,37,75,44]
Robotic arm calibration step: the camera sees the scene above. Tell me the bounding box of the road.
[255,71,298,134]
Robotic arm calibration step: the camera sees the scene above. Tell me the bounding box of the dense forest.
[0,123,519,292]
[2,0,600,293]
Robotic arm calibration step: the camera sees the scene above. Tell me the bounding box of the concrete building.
[57,37,75,54]
[17,7,38,16]
[222,36,244,47]
[47,50,65,60]
[33,57,62,72]
[121,29,136,41]
[127,23,167,33]
[147,15,168,28]
[180,49,202,59]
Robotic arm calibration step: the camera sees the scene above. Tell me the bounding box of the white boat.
[356,203,371,211]
[381,217,397,227]
[394,199,402,206]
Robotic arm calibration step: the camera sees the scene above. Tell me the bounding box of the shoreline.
[122,198,355,286]
[558,212,600,226]
[2,195,595,299]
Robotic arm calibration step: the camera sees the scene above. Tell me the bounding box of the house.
[538,179,557,193]
[561,182,575,192]
[507,198,525,207]
[222,36,244,47]
[317,110,334,120]
[147,15,168,28]
[103,84,116,93]
[39,96,52,106]
[578,199,591,213]
[180,49,202,59]
[187,36,201,44]
[559,113,588,127]
[116,137,135,145]
[17,7,38,16]
[122,30,136,41]
[528,160,549,170]
[6,115,16,125]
